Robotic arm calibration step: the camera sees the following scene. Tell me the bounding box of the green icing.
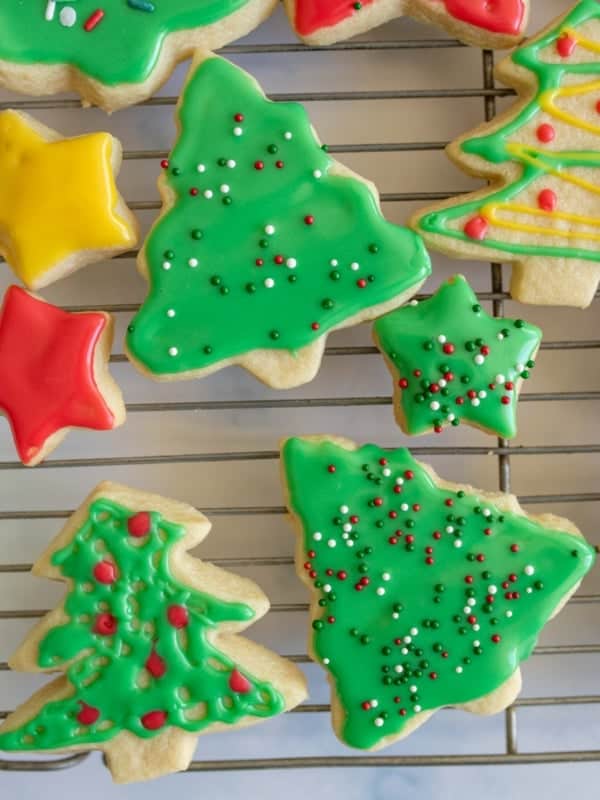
[0,0,254,86]
[416,0,600,263]
[282,437,595,750]
[373,275,542,439]
[126,56,430,378]
[0,498,284,751]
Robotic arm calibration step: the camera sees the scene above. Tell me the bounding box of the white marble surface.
[1,1,600,797]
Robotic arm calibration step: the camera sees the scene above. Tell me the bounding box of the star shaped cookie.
[0,111,138,290]
[0,286,125,466]
[373,275,542,439]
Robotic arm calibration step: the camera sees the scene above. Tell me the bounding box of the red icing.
[294,0,525,37]
[538,189,557,212]
[93,560,117,584]
[167,604,189,628]
[536,123,556,143]
[127,511,152,537]
[0,286,115,465]
[146,649,167,678]
[77,702,100,726]
[141,710,167,730]
[94,613,117,636]
[464,216,489,240]
[229,669,252,694]
[556,33,576,58]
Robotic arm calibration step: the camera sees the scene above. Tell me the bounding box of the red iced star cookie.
[0,286,125,466]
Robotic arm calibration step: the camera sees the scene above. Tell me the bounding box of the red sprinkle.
[373,497,383,507]
[511,544,520,553]
[160,159,169,169]
[337,570,348,580]
[398,378,409,389]
[84,9,105,32]
[442,343,455,355]
[234,113,244,122]
[304,215,315,225]
[189,187,199,196]
[275,160,284,169]
[328,464,336,473]
[492,634,502,644]
[254,161,265,170]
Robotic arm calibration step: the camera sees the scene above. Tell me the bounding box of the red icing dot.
[94,613,117,636]
[393,485,402,494]
[556,33,576,58]
[425,556,434,565]
[442,343,455,355]
[254,160,265,170]
[538,188,557,212]
[388,536,399,545]
[413,504,421,512]
[465,575,474,584]
[146,649,167,679]
[433,531,442,540]
[467,615,477,625]
[167,605,189,628]
[456,397,465,406]
[350,516,359,524]
[304,215,315,225]
[537,123,556,143]
[464,215,489,241]
[77,702,100,726]
[388,510,398,519]
[484,528,493,536]
[127,512,151,537]
[327,616,336,624]
[141,710,167,730]
[413,369,422,378]
[405,534,415,545]
[379,458,387,465]
[480,345,490,356]
[229,669,252,693]
[93,560,116,585]
[445,499,454,507]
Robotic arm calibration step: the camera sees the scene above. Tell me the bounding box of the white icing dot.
[382,572,391,582]
[447,414,456,422]
[346,540,354,547]
[264,278,275,288]
[162,261,172,271]
[409,300,419,306]
[204,190,213,199]
[227,159,236,168]
[474,354,485,365]
[329,259,339,268]
[188,258,198,268]
[59,6,77,27]
[516,363,525,372]
[313,169,322,179]
[265,224,276,235]
[220,184,230,194]
[463,607,471,615]
[392,613,400,620]
[376,587,386,596]
[437,335,447,344]
[467,598,476,607]
[233,126,243,136]
[196,163,206,173]
[473,624,480,632]
[286,258,297,269]
[166,309,176,318]
[374,717,384,728]
[168,346,178,357]
[454,540,463,548]
[430,401,440,411]
[340,505,349,514]
[401,647,408,655]
[524,565,535,576]
[342,533,349,540]
[526,587,533,594]
[327,539,336,548]
[312,532,322,541]
[382,468,391,477]
[284,131,293,140]
[496,374,506,385]
[350,262,360,271]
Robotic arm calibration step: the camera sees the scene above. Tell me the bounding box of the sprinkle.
[313,170,322,179]
[162,261,172,271]
[265,225,276,235]
[220,184,230,194]
[524,565,535,576]
[233,127,243,136]
[166,309,176,318]
[168,346,178,357]
[127,0,156,10]
[59,6,77,27]
[286,258,297,269]
[204,190,213,199]
[84,9,105,31]
[227,160,236,168]
[264,278,275,289]
[284,132,293,140]
[188,258,198,268]
[45,1,56,22]
[313,532,322,541]
[327,539,336,548]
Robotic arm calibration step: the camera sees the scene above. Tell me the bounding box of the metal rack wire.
[0,22,599,778]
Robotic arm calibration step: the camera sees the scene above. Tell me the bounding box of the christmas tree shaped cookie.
[126,54,430,390]
[0,286,125,466]
[0,111,138,290]
[0,0,277,111]
[414,1,600,308]
[373,275,542,439]
[0,483,306,783]
[286,0,529,48]
[281,436,594,750]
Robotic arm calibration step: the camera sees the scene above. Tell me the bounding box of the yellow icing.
[0,111,136,288]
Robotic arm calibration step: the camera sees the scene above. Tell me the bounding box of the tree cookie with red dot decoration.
[414,1,600,308]
[126,53,430,389]
[373,275,542,439]
[281,435,594,750]
[0,286,126,466]
[285,0,529,48]
[0,482,307,783]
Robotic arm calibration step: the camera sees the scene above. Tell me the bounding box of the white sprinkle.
[340,505,349,514]
[394,665,404,674]
[374,718,384,728]
[396,477,404,486]
[286,258,297,269]
[414,705,422,713]
[323,657,330,665]
[323,584,332,593]
[516,363,525,372]
[473,640,481,648]
[526,587,533,594]
[45,0,56,21]
[488,585,498,595]
[265,224,276,235]
[327,539,336,548]
[471,398,481,407]
[227,159,236,168]
[506,610,513,618]
[467,598,476,607]
[376,587,386,596]
[454,540,463,548]
[473,624,480,632]
[346,540,354,547]
[264,278,275,288]
[478,390,487,399]
[342,533,349,540]
[233,126,243,136]
[439,379,447,389]
[162,261,172,271]
[383,468,391,477]
[188,258,198,268]
[463,607,471,615]
[496,374,506,385]
[401,647,408,654]
[204,190,213,199]
[398,503,407,512]
[456,666,464,674]
[474,354,485,365]
[313,169,322,179]
[197,164,206,173]
[392,613,400,620]
[343,523,352,533]
[410,627,419,636]
[404,636,412,644]
[430,401,440,411]
[284,131,293,140]
[166,309,176,318]
[382,572,391,582]
[168,346,178,357]
[220,184,230,194]
[447,413,456,422]
[446,525,454,534]
[409,685,418,694]
[371,700,379,708]
[438,335,447,344]
[482,509,492,517]
[409,300,419,306]
[313,532,322,541]
[350,262,360,271]
[524,565,535,576]
[330,259,339,267]
[59,6,77,27]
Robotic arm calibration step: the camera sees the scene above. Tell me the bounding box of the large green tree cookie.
[282,436,594,750]
[0,0,277,111]
[126,54,431,389]
[373,275,542,439]
[413,0,600,308]
[0,482,306,783]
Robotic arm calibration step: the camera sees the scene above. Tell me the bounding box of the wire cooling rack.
[0,3,599,783]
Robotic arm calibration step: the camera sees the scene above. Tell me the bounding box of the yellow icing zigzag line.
[482,202,600,240]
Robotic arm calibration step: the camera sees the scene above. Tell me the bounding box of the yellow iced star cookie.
[0,110,138,289]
